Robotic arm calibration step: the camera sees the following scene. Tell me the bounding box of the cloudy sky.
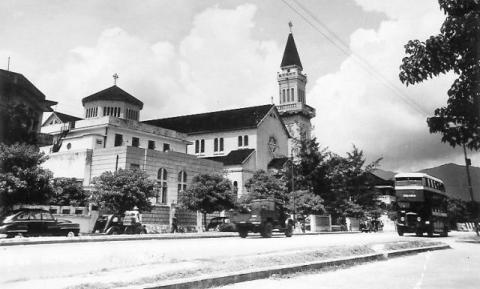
[1,0,478,172]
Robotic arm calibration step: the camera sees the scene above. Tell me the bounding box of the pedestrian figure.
[171,217,178,233]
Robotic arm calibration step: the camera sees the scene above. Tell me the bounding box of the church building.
[41,26,315,201]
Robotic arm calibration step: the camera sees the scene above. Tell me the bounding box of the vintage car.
[206,217,236,232]
[0,208,80,238]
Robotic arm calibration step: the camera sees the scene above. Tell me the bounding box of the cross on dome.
[113,73,119,86]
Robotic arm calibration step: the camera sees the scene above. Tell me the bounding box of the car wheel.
[415,229,423,237]
[261,222,273,238]
[238,227,248,238]
[66,231,76,237]
[285,223,293,237]
[106,227,118,235]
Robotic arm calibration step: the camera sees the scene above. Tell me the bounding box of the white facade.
[41,116,189,154]
[178,107,289,197]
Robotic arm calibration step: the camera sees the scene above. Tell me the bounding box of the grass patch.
[66,240,444,289]
[383,240,443,251]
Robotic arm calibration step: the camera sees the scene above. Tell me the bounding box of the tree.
[399,0,480,150]
[51,178,89,206]
[240,170,289,205]
[399,0,480,235]
[328,146,382,220]
[91,168,157,215]
[285,138,383,223]
[178,173,235,228]
[0,143,53,213]
[286,190,325,217]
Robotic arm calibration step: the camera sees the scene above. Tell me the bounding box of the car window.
[15,212,30,220]
[30,212,43,220]
[42,212,54,220]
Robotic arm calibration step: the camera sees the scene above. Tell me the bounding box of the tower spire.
[280,27,302,70]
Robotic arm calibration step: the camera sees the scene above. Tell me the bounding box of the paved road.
[218,234,480,289]
[0,231,466,289]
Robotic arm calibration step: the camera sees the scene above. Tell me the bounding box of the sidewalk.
[0,230,361,247]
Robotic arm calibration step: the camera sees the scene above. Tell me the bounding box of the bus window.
[395,177,423,187]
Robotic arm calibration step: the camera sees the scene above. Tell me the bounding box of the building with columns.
[40,85,222,206]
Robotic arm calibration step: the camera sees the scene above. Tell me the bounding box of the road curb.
[141,244,450,289]
[0,231,361,247]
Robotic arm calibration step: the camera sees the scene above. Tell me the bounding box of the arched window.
[233,181,238,199]
[157,168,168,204]
[200,139,205,153]
[177,170,187,200]
[244,135,248,146]
[195,140,200,154]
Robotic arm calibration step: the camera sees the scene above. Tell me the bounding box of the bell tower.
[277,25,316,154]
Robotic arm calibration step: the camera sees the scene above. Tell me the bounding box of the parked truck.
[231,199,294,238]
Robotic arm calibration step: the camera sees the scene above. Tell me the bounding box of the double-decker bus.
[394,173,449,237]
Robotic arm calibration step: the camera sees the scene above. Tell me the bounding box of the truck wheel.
[285,223,293,237]
[238,228,248,238]
[261,222,273,238]
[397,226,404,236]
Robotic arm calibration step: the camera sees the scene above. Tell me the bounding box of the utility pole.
[291,149,296,226]
[463,144,479,236]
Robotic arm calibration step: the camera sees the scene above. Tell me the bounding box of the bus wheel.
[440,226,448,237]
[427,226,434,237]
[397,226,404,236]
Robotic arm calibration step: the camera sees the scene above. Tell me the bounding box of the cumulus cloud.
[36,4,281,120]
[309,0,479,171]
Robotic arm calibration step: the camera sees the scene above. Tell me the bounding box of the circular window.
[67,143,72,150]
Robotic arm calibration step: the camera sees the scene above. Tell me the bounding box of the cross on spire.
[288,21,293,33]
[113,73,119,85]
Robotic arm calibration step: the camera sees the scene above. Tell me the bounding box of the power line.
[281,0,429,117]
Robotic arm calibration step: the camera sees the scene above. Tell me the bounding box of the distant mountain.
[419,163,480,201]
[371,169,396,181]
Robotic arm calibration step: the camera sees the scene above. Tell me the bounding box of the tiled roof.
[143,105,274,134]
[54,111,82,123]
[0,69,57,111]
[81,85,143,109]
[205,149,255,166]
[267,157,289,170]
[280,33,303,69]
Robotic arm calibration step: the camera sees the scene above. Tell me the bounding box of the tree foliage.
[240,170,289,205]
[0,143,53,212]
[178,173,236,226]
[281,138,383,221]
[51,178,89,206]
[91,168,157,214]
[399,0,480,150]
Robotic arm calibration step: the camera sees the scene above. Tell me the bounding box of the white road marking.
[413,251,431,289]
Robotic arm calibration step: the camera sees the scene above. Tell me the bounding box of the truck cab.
[231,199,294,238]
